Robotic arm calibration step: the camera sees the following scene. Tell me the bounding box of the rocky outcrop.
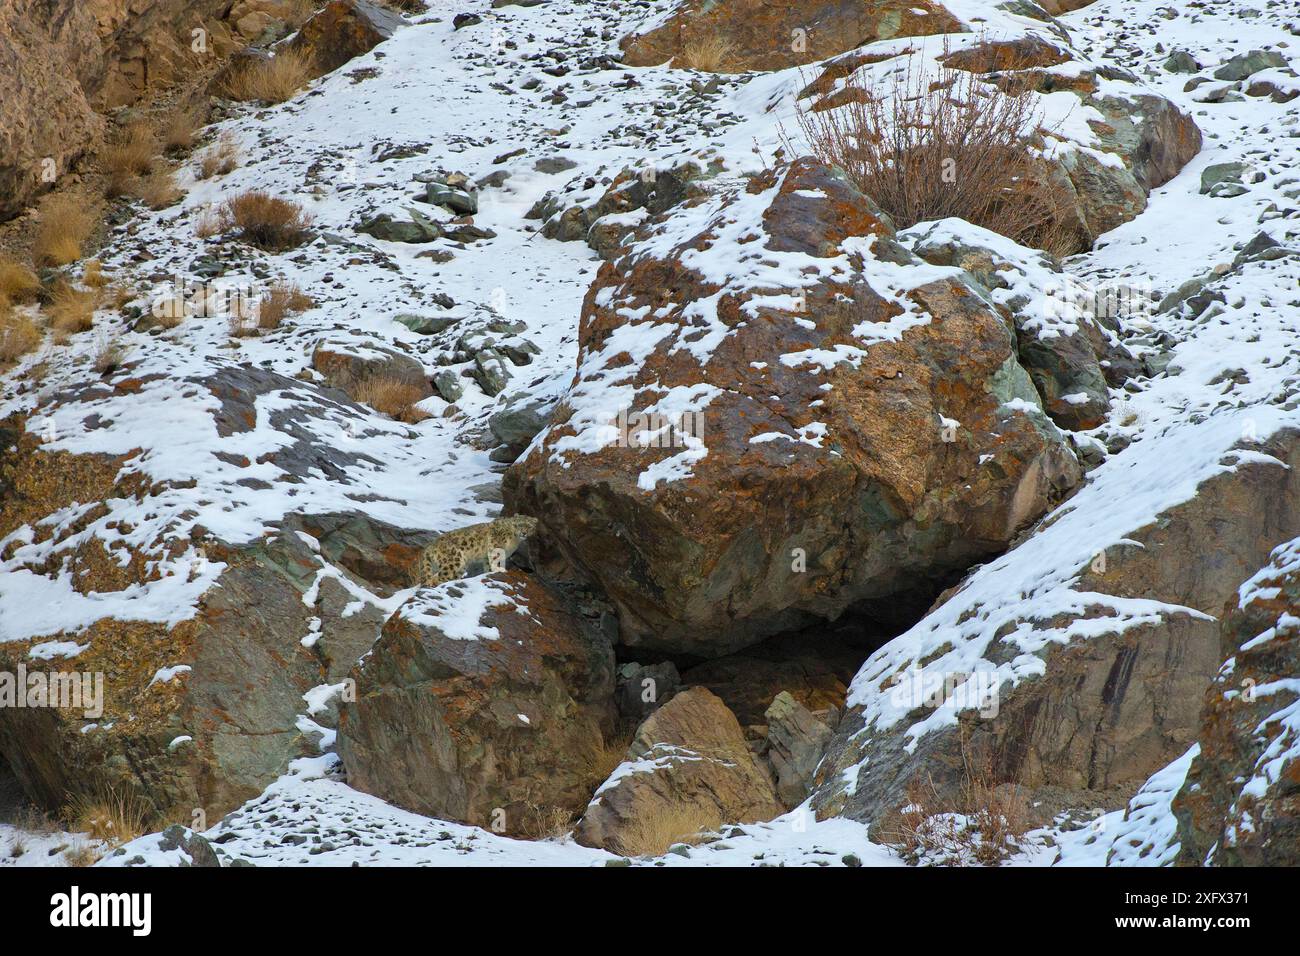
[312,338,432,401]
[811,428,1300,830]
[0,366,439,824]
[506,158,1081,657]
[763,691,833,808]
[902,218,1139,431]
[620,0,964,73]
[573,687,783,854]
[285,0,402,79]
[1173,538,1300,866]
[337,571,617,834]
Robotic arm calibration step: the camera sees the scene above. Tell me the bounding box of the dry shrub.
[47,282,97,335]
[218,190,314,250]
[102,124,157,198]
[257,280,314,330]
[161,107,204,154]
[92,334,129,375]
[878,735,1029,866]
[67,786,148,848]
[609,803,724,858]
[33,196,96,267]
[518,804,577,842]
[198,133,241,180]
[81,260,110,289]
[352,374,431,423]
[793,44,1076,253]
[676,35,735,73]
[0,257,41,303]
[0,303,42,364]
[219,48,314,104]
[381,0,428,12]
[63,842,102,867]
[583,725,635,790]
[194,205,223,239]
[135,169,184,210]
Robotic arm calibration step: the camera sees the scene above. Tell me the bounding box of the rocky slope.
[0,0,1297,868]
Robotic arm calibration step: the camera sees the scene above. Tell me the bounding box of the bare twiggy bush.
[47,282,97,335]
[198,133,241,180]
[218,190,314,250]
[380,0,427,13]
[518,803,577,841]
[352,374,431,423]
[219,48,314,104]
[102,124,157,197]
[609,803,724,857]
[0,303,42,364]
[676,35,735,73]
[33,196,96,267]
[135,169,184,210]
[257,281,314,330]
[793,46,1075,252]
[195,205,223,239]
[878,733,1030,866]
[67,786,148,848]
[7,834,25,858]
[0,257,42,303]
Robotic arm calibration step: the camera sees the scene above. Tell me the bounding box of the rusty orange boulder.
[505,159,1081,657]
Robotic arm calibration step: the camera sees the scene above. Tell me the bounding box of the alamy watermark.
[0,664,104,719]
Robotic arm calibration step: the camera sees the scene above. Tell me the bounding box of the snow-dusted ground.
[1,0,1296,865]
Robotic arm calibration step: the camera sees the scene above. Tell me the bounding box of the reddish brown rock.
[285,0,402,79]
[620,0,965,73]
[506,158,1080,657]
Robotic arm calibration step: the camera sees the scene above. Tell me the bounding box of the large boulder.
[336,571,617,834]
[0,366,437,824]
[1173,538,1300,866]
[573,687,784,854]
[620,0,965,73]
[811,428,1300,830]
[505,158,1081,658]
[285,0,402,79]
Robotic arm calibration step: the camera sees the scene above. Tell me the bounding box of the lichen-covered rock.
[573,687,783,854]
[506,158,1081,657]
[1173,538,1300,866]
[620,0,965,73]
[901,218,1140,431]
[336,571,617,834]
[763,691,833,808]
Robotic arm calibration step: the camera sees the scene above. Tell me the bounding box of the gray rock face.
[615,661,681,721]
[337,571,617,834]
[312,338,432,401]
[763,692,833,808]
[488,394,555,459]
[1213,49,1287,82]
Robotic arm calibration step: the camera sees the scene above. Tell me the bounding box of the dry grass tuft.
[92,334,129,376]
[352,374,431,423]
[47,282,98,335]
[102,124,158,198]
[66,786,148,848]
[33,196,97,267]
[135,168,184,210]
[218,48,314,104]
[161,107,205,154]
[257,280,314,330]
[0,303,42,364]
[198,133,241,180]
[609,803,724,857]
[0,257,42,303]
[676,35,736,73]
[81,260,111,289]
[63,842,102,867]
[792,41,1077,253]
[217,190,314,251]
[518,803,577,842]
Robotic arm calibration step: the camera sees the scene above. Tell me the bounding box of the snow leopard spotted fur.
[415,515,538,586]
